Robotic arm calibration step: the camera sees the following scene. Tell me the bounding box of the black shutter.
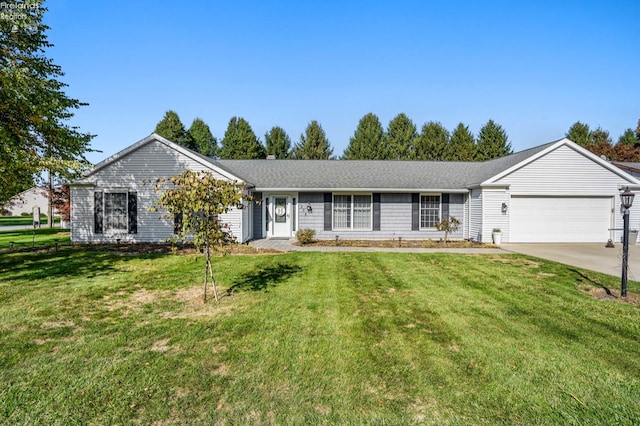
[324,193,332,231]
[128,192,137,234]
[174,212,183,234]
[373,193,381,231]
[411,193,419,231]
[441,194,449,221]
[94,191,103,234]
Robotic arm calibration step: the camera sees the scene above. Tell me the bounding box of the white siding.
[490,144,640,243]
[481,189,509,243]
[71,140,244,243]
[469,189,483,242]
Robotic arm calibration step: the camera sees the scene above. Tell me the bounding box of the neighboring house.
[3,187,50,216]
[70,133,640,244]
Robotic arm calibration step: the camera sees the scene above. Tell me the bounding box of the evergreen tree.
[386,113,417,160]
[1,3,94,205]
[154,111,196,150]
[293,121,333,159]
[414,121,451,160]
[188,118,217,157]
[264,126,292,159]
[617,129,637,147]
[449,123,476,161]
[343,113,387,159]
[636,119,640,142]
[565,121,592,146]
[589,127,613,147]
[476,119,512,160]
[219,117,266,159]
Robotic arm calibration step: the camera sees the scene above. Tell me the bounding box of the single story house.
[70,133,640,244]
[3,186,51,216]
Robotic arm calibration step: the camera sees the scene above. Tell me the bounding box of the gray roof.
[214,142,557,191]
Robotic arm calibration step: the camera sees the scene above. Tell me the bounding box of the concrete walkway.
[248,238,506,254]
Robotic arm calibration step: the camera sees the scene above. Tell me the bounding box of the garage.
[509,196,613,243]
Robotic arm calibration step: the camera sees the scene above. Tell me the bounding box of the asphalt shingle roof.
[213,142,556,190]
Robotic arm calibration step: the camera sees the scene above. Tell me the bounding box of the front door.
[272,196,291,238]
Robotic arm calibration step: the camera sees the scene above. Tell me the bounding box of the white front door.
[272,196,291,238]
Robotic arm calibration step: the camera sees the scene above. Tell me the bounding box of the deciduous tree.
[476,119,512,160]
[449,123,476,161]
[219,117,266,159]
[153,170,249,302]
[414,121,450,161]
[343,113,387,159]
[154,111,196,150]
[293,120,333,159]
[264,126,292,159]
[386,113,417,160]
[188,118,217,157]
[0,2,94,206]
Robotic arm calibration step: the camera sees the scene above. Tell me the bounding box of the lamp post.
[620,188,635,298]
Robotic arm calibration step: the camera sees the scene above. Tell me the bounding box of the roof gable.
[75,133,242,183]
[481,138,640,186]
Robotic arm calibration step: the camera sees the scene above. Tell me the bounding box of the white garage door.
[510,196,613,243]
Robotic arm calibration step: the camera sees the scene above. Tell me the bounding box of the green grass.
[0,228,70,250]
[0,249,639,425]
[0,215,60,227]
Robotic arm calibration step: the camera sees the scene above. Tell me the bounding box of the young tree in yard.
[343,113,387,159]
[476,120,512,160]
[0,2,94,206]
[449,123,476,161]
[188,118,218,157]
[414,121,451,160]
[153,170,249,302]
[565,121,592,146]
[264,126,292,159]
[293,120,334,159]
[435,216,460,247]
[386,113,417,160]
[155,111,196,150]
[219,117,266,159]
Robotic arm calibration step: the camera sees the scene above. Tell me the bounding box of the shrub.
[435,216,461,246]
[296,228,316,245]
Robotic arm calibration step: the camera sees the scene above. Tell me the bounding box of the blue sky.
[43,0,639,164]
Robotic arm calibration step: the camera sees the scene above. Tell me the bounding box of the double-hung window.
[420,194,440,229]
[94,191,137,234]
[333,194,372,230]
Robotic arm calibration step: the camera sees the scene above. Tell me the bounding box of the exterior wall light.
[501,202,508,213]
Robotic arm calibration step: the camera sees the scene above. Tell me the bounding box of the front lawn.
[0,249,638,424]
[0,228,70,250]
[0,215,60,227]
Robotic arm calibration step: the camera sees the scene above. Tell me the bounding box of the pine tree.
[386,113,417,160]
[414,121,451,160]
[565,122,592,146]
[188,118,218,157]
[264,126,292,159]
[617,129,637,147]
[343,113,387,159]
[219,117,266,159]
[292,121,333,159]
[154,111,196,150]
[1,3,94,205]
[449,123,476,161]
[476,119,512,160]
[635,119,640,142]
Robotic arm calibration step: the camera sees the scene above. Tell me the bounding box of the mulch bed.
[295,239,494,249]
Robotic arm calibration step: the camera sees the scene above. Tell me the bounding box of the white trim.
[419,193,441,230]
[331,192,373,231]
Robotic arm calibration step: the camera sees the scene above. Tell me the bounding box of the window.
[420,195,440,228]
[94,191,137,234]
[333,194,372,230]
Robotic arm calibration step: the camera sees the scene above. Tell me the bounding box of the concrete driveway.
[501,243,640,279]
